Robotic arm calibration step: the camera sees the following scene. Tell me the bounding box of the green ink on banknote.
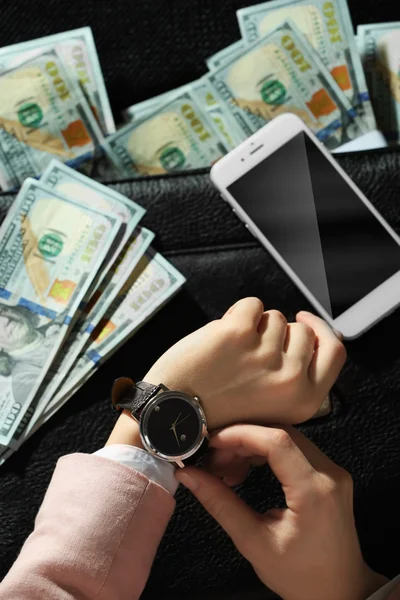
[38,233,64,258]
[18,103,44,128]
[261,80,287,105]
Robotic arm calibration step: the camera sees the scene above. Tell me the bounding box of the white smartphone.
[210,113,400,340]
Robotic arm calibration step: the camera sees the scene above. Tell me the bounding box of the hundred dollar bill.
[123,83,189,122]
[0,355,96,459]
[0,178,122,446]
[23,227,155,437]
[41,160,146,290]
[0,345,99,459]
[0,48,103,190]
[357,22,400,143]
[237,0,376,132]
[103,90,227,177]
[126,79,241,150]
[206,40,246,70]
[5,366,93,458]
[355,34,361,55]
[190,78,242,149]
[0,353,93,462]
[207,20,366,150]
[78,228,155,334]
[0,27,115,135]
[38,250,186,422]
[0,447,11,465]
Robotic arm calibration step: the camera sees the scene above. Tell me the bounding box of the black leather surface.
[1,151,400,598]
[1,0,400,597]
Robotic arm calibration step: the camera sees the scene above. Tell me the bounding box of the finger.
[332,328,344,342]
[222,299,240,317]
[223,462,252,487]
[222,297,264,331]
[222,456,267,487]
[175,466,260,558]
[205,448,241,475]
[206,445,267,483]
[209,425,316,507]
[285,426,340,477]
[205,449,252,487]
[258,309,287,350]
[296,311,347,390]
[283,322,316,367]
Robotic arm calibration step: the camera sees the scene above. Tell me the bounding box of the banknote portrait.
[0,302,63,400]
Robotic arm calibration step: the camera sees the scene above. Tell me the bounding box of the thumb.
[175,467,260,559]
[296,310,344,341]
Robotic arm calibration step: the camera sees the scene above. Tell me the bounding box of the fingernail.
[176,471,199,491]
[222,477,235,487]
[332,327,344,341]
[298,310,313,316]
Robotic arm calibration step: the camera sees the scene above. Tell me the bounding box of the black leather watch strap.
[111,377,164,420]
[183,437,209,465]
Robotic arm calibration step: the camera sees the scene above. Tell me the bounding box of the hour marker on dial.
[180,434,186,441]
[155,406,160,412]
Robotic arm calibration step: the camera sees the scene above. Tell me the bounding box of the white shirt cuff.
[93,444,178,495]
[367,574,400,600]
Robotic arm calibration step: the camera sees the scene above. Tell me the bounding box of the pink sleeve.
[0,453,176,600]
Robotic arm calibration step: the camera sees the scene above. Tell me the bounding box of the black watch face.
[142,394,203,457]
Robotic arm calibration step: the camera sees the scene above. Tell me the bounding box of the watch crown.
[193,396,200,403]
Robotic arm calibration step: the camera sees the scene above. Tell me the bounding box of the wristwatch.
[111,377,209,467]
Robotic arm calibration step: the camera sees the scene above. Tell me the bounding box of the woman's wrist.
[106,410,144,449]
[106,368,200,448]
[142,368,221,430]
[106,367,221,449]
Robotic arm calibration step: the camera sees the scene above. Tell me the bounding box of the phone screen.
[227,131,400,318]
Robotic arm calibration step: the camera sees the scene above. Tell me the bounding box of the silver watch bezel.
[138,390,208,464]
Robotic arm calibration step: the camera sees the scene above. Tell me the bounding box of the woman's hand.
[144,297,346,430]
[176,425,388,600]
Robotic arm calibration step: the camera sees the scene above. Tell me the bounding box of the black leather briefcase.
[1,149,400,598]
[1,0,400,596]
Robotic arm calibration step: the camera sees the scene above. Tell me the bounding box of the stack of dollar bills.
[0,6,399,187]
[357,23,400,144]
[0,27,113,191]
[107,1,400,177]
[0,160,185,464]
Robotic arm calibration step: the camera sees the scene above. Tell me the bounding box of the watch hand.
[175,414,190,427]
[170,423,180,447]
[170,412,182,429]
